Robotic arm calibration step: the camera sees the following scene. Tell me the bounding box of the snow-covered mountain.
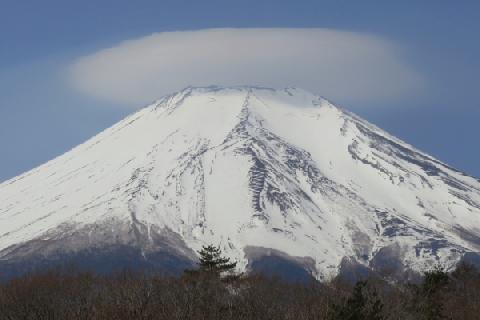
[1,86,479,280]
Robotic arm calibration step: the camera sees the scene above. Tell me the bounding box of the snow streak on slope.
[0,86,479,280]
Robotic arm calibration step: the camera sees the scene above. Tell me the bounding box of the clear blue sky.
[1,0,479,182]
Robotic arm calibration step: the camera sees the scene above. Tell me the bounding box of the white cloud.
[68,28,424,108]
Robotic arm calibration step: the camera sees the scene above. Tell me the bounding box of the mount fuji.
[1,86,479,280]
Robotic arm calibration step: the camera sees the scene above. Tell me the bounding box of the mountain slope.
[1,86,479,280]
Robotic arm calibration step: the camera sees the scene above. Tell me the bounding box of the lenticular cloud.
[68,28,423,108]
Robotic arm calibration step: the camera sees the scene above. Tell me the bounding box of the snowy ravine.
[1,86,479,280]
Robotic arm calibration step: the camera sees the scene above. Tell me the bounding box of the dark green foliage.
[406,266,450,320]
[187,244,237,279]
[198,245,237,273]
[328,280,384,320]
[423,266,450,295]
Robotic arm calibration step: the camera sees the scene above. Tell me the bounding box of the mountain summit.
[1,86,479,280]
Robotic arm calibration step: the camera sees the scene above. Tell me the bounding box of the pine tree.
[408,266,449,320]
[328,280,384,320]
[183,244,238,280]
[197,244,237,276]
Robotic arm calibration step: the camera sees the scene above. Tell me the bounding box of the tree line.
[0,245,479,319]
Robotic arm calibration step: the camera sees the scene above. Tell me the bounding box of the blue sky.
[1,0,479,181]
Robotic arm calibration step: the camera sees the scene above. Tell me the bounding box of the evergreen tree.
[192,244,237,277]
[328,280,384,320]
[407,266,450,320]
